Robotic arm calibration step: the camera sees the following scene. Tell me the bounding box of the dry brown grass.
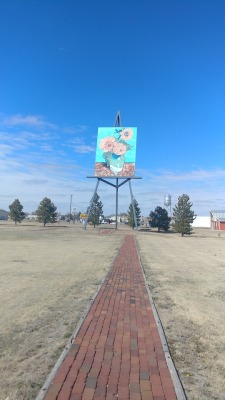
[137,228,225,400]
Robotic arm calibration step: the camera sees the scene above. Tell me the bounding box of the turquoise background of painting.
[95,127,137,163]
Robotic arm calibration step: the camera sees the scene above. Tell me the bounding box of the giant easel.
[84,112,142,230]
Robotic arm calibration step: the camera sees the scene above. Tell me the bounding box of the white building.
[26,214,38,220]
[191,216,210,228]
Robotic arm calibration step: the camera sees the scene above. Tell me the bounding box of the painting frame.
[94,127,137,177]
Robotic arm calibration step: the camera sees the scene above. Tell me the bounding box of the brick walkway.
[40,235,183,400]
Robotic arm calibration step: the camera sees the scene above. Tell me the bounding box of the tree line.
[9,197,57,227]
[7,193,196,236]
[126,194,195,236]
[86,193,195,236]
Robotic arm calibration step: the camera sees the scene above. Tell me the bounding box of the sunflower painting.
[94,127,137,177]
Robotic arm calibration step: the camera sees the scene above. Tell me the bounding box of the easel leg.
[116,178,118,230]
[84,179,100,230]
[129,180,138,230]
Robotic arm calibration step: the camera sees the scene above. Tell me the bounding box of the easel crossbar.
[97,177,131,189]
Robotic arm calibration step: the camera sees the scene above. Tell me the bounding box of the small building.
[26,214,38,220]
[209,210,225,230]
[191,216,211,228]
[0,209,9,220]
[108,215,121,223]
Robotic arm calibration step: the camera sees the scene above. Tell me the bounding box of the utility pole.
[69,194,72,224]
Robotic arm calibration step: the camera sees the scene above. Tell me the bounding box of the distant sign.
[94,127,137,177]
[80,213,87,219]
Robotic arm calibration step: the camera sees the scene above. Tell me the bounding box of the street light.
[69,194,72,224]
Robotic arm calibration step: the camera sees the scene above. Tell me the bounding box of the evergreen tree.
[36,197,57,227]
[172,194,196,236]
[9,199,25,224]
[127,198,141,229]
[87,193,103,228]
[149,206,170,231]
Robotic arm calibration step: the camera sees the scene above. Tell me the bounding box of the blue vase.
[109,154,125,174]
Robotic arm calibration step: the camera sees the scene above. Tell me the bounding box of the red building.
[210,210,225,230]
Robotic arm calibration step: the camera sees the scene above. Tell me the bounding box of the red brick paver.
[43,235,178,400]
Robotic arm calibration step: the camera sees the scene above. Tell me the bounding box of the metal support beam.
[114,111,122,127]
[129,179,138,230]
[98,177,117,188]
[84,179,100,230]
[115,178,119,229]
[84,177,141,230]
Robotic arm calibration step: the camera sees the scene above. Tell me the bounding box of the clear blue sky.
[1,0,225,216]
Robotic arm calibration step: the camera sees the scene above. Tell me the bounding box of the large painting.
[94,127,137,177]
